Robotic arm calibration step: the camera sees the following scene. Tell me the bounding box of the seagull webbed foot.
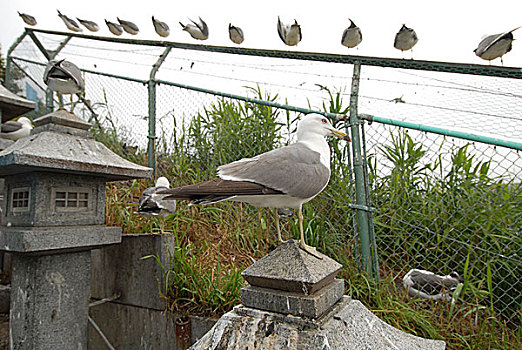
[299,241,323,259]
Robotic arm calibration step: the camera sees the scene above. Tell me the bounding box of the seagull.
[57,10,82,32]
[105,20,123,36]
[341,19,362,49]
[474,27,520,65]
[138,177,176,233]
[394,24,418,54]
[1,117,33,141]
[179,17,209,40]
[403,269,463,303]
[43,59,84,112]
[157,113,350,258]
[277,16,302,46]
[18,12,37,26]
[118,17,139,35]
[229,24,244,44]
[152,16,170,38]
[138,177,177,217]
[77,18,99,32]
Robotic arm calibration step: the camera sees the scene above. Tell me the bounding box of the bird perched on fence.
[1,117,33,141]
[228,24,244,44]
[153,113,350,258]
[341,19,362,49]
[474,27,520,65]
[105,20,123,36]
[57,10,82,32]
[118,17,139,35]
[394,24,418,55]
[403,269,463,303]
[152,16,170,38]
[138,177,177,233]
[77,18,99,32]
[43,59,84,112]
[180,17,209,40]
[18,12,37,26]
[277,17,302,46]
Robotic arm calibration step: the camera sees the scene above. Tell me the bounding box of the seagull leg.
[275,212,286,243]
[70,94,74,113]
[297,208,322,259]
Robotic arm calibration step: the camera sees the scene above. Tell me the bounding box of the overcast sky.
[1,0,521,66]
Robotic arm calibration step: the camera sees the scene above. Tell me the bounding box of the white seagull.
[1,117,33,141]
[118,17,139,35]
[277,16,302,46]
[152,16,170,38]
[77,18,99,32]
[474,27,520,65]
[394,24,418,53]
[403,269,463,302]
[105,20,123,36]
[341,19,362,49]
[229,24,244,44]
[179,17,209,40]
[57,10,82,32]
[18,12,37,26]
[43,59,84,112]
[157,113,350,258]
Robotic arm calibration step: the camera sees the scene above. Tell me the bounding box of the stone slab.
[88,301,216,350]
[91,233,174,310]
[0,225,121,253]
[241,278,345,319]
[190,296,446,350]
[10,250,91,349]
[242,240,342,294]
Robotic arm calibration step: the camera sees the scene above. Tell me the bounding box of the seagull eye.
[321,118,328,124]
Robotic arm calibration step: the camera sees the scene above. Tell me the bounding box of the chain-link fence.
[6,28,521,328]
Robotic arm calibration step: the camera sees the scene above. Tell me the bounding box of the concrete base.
[89,301,216,349]
[10,250,91,349]
[241,278,345,319]
[190,296,446,350]
[90,233,175,310]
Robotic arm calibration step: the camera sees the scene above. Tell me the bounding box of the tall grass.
[99,87,521,349]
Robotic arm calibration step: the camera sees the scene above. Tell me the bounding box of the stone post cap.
[242,240,343,295]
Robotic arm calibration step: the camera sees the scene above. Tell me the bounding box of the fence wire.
[6,29,521,328]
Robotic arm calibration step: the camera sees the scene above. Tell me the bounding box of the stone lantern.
[0,109,151,349]
[0,84,36,150]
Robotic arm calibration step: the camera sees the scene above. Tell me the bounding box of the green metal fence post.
[5,31,28,91]
[349,62,378,279]
[147,47,172,178]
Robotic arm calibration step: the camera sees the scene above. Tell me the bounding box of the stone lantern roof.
[0,84,36,122]
[0,109,152,180]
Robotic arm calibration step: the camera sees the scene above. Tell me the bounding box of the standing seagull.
[152,16,170,38]
[229,24,244,44]
[105,20,123,36]
[1,117,33,141]
[77,18,99,32]
[138,177,177,233]
[277,17,302,46]
[179,17,209,40]
[403,269,463,303]
[18,12,37,26]
[43,59,84,112]
[394,24,418,55]
[341,19,362,49]
[57,10,82,32]
[118,17,139,35]
[474,27,520,65]
[156,114,350,258]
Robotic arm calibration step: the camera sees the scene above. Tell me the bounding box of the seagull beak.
[330,128,351,142]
